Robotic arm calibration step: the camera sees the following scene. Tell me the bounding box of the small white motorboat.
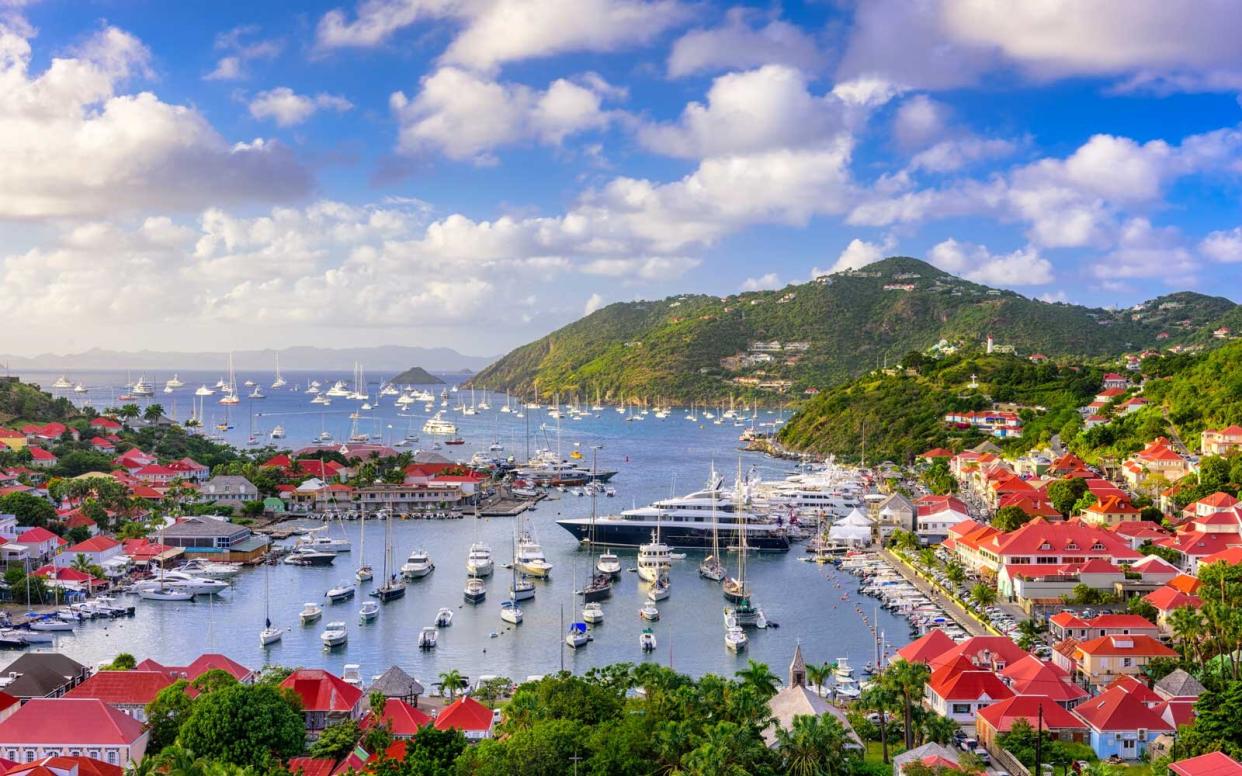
[139,586,194,601]
[434,607,454,627]
[320,621,348,648]
[326,582,356,603]
[500,599,523,625]
[401,549,435,579]
[640,628,657,652]
[300,602,323,624]
[466,543,494,578]
[582,602,604,624]
[27,618,74,632]
[647,576,670,601]
[596,552,622,577]
[359,601,380,622]
[508,575,536,601]
[418,626,438,650]
[356,565,374,583]
[725,625,748,652]
[639,603,660,621]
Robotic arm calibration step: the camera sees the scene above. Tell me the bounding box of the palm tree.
[859,683,897,764]
[945,561,965,585]
[438,669,467,700]
[805,662,834,697]
[1016,618,1042,651]
[883,659,931,750]
[69,552,105,580]
[1168,606,1205,664]
[970,582,997,609]
[117,404,141,422]
[143,403,165,422]
[734,659,780,697]
[776,714,853,776]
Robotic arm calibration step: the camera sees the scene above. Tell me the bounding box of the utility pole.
[1034,703,1043,776]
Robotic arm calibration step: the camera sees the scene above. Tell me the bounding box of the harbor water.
[14,370,912,681]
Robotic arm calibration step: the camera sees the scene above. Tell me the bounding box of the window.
[1123,658,1133,667]
[1123,739,1136,750]
[108,751,118,764]
[952,704,971,714]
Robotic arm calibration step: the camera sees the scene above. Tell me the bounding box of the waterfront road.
[879,549,991,638]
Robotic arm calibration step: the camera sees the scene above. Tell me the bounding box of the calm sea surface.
[14,369,911,682]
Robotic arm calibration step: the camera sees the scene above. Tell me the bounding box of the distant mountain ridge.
[469,257,1239,402]
[0,345,496,373]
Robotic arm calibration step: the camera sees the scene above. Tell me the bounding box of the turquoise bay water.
[16,369,910,682]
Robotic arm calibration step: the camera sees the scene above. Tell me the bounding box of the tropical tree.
[144,679,195,754]
[734,660,780,698]
[945,561,965,585]
[144,403,165,422]
[70,553,105,579]
[882,659,931,750]
[438,669,468,700]
[919,710,959,746]
[1016,618,1043,651]
[475,676,512,709]
[1168,605,1206,664]
[970,582,997,609]
[775,713,856,776]
[804,662,832,697]
[309,719,361,760]
[104,652,136,670]
[177,683,304,769]
[859,683,897,763]
[117,403,141,422]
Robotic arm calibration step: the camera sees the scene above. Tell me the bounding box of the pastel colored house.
[14,528,65,561]
[1201,426,1242,456]
[54,537,122,571]
[923,656,1014,723]
[1071,634,1178,690]
[1071,686,1172,760]
[1143,585,1204,633]
[0,699,148,767]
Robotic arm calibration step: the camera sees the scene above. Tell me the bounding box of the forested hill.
[776,339,1242,465]
[470,257,1238,403]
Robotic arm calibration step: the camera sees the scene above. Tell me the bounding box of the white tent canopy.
[829,508,873,546]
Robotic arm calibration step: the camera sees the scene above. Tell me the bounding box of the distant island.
[0,344,496,373]
[390,366,445,385]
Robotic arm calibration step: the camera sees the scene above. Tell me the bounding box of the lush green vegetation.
[471,258,1238,404]
[776,350,1101,462]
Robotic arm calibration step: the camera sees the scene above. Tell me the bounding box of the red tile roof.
[16,527,61,544]
[1075,634,1177,658]
[0,699,146,745]
[1072,686,1174,733]
[1049,612,1089,629]
[65,536,119,554]
[1169,752,1242,776]
[1106,675,1162,705]
[985,518,1141,561]
[281,670,362,713]
[362,699,431,736]
[927,669,1014,703]
[433,696,493,732]
[1168,574,1202,594]
[930,636,1028,672]
[5,756,123,776]
[1144,585,1203,612]
[1086,614,1157,630]
[976,695,1085,733]
[1202,547,1242,567]
[895,629,957,664]
[66,670,176,706]
[288,758,337,776]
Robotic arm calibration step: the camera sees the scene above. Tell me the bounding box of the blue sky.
[2,0,1242,357]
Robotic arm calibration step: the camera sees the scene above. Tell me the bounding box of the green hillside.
[775,338,1242,464]
[775,352,1101,463]
[471,257,1239,403]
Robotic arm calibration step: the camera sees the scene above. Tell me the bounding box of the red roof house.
[976,695,1087,750]
[0,699,148,767]
[4,756,123,776]
[895,629,957,664]
[433,696,493,740]
[65,672,178,721]
[280,670,364,732]
[1169,752,1242,776]
[362,699,431,738]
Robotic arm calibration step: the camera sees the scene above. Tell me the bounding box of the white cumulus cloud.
[667,8,823,78]
[1200,227,1242,263]
[249,87,353,126]
[740,273,781,291]
[390,67,616,162]
[928,238,1054,286]
[0,24,310,219]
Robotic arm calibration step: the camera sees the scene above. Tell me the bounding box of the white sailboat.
[271,354,287,389]
[219,354,240,405]
[356,513,373,582]
[260,551,283,646]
